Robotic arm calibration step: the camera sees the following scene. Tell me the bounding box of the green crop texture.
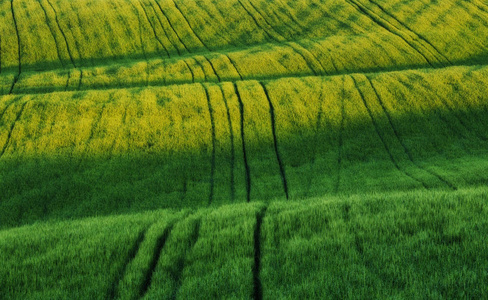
[0,0,487,298]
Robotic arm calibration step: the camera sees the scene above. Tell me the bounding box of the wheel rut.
[202,84,216,206]
[363,75,457,190]
[233,83,251,202]
[350,75,430,189]
[108,228,148,299]
[253,206,268,300]
[260,82,289,199]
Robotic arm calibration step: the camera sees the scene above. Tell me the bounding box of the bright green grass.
[1,188,487,299]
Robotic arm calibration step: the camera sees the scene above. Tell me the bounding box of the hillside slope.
[0,0,488,298]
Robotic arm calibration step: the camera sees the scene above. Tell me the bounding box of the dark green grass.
[1,188,487,299]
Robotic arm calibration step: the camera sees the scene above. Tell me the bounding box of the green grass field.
[1,0,488,298]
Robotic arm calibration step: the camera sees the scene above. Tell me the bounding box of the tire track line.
[108,228,148,299]
[350,75,430,189]
[236,0,277,42]
[345,0,437,68]
[366,0,452,65]
[260,82,289,199]
[45,0,78,68]
[224,54,243,80]
[171,218,201,300]
[253,205,268,300]
[10,0,21,95]
[233,83,251,202]
[202,84,216,206]
[182,58,195,83]
[137,0,170,57]
[362,75,456,190]
[128,0,150,86]
[192,57,207,81]
[152,0,190,54]
[287,41,327,75]
[220,85,236,201]
[245,0,286,42]
[147,0,181,55]
[0,100,26,159]
[36,0,65,67]
[170,0,210,50]
[204,55,221,82]
[139,223,175,298]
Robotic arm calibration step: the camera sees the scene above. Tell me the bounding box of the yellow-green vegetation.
[0,0,487,298]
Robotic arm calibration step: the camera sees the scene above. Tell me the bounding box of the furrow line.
[224,54,243,80]
[204,56,221,82]
[0,98,17,123]
[171,218,201,300]
[183,59,195,83]
[203,84,216,206]
[10,0,21,95]
[152,0,190,54]
[0,35,2,73]
[345,0,435,68]
[192,57,207,81]
[297,40,330,75]
[128,0,150,82]
[148,0,181,55]
[236,0,277,42]
[335,77,346,194]
[170,0,210,50]
[137,0,170,58]
[139,223,175,298]
[46,0,77,67]
[253,206,268,300]
[233,83,251,202]
[287,42,318,75]
[472,0,488,13]
[275,0,305,33]
[36,1,65,67]
[366,0,452,65]
[246,0,286,41]
[108,228,148,299]
[0,101,26,159]
[260,82,289,199]
[364,75,457,190]
[350,76,430,189]
[220,85,236,201]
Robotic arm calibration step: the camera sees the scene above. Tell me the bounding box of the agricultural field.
[0,0,487,298]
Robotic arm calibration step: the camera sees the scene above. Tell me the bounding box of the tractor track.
[350,75,430,190]
[202,84,216,206]
[260,82,289,199]
[233,83,251,202]
[363,75,457,190]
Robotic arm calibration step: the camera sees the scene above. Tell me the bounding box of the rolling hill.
[1,0,488,298]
